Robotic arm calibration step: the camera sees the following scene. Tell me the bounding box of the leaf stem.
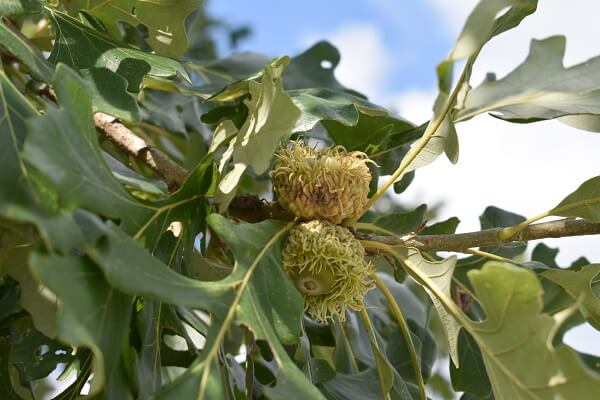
[355,57,475,221]
[333,315,360,374]
[358,307,392,400]
[372,274,426,400]
[361,241,471,327]
[497,210,551,240]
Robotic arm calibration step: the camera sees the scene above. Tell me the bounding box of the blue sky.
[208,0,453,98]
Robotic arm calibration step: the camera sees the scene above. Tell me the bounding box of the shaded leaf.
[135,300,162,398]
[0,0,41,16]
[0,21,53,81]
[284,41,364,96]
[81,68,140,121]
[543,264,600,330]
[22,65,152,231]
[30,253,133,396]
[421,217,460,235]
[394,248,461,367]
[367,205,427,236]
[479,206,526,257]
[157,216,324,400]
[291,89,387,133]
[9,318,73,380]
[0,337,21,399]
[103,153,168,196]
[48,10,188,92]
[450,331,492,398]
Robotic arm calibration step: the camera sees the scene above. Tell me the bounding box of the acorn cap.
[270,142,372,224]
[282,220,374,322]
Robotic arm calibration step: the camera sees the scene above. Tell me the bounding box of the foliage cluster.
[1,0,600,399]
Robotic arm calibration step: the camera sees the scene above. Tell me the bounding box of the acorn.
[270,142,373,224]
[282,220,374,322]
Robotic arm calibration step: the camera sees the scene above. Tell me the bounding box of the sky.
[208,0,600,356]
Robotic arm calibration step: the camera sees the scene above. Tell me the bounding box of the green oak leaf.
[156,215,324,400]
[215,57,301,210]
[22,64,153,231]
[103,153,168,196]
[0,21,53,81]
[64,0,202,57]
[393,247,461,367]
[81,68,140,121]
[468,262,600,399]
[9,317,73,380]
[30,253,134,397]
[284,41,365,95]
[0,0,41,16]
[457,36,600,123]
[0,21,139,120]
[0,64,90,254]
[48,10,189,92]
[448,0,538,61]
[429,0,537,171]
[551,175,600,222]
[0,337,22,399]
[543,264,600,329]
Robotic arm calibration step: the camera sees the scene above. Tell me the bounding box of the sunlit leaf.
[457,37,600,123]
[65,0,202,57]
[215,58,301,210]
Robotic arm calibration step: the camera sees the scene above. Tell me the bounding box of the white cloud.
[301,23,391,99]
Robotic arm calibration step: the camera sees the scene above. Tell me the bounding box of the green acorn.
[270,142,373,224]
[282,220,374,322]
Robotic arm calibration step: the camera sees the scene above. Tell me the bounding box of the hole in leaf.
[255,340,273,362]
[163,334,189,351]
[320,60,333,69]
[35,345,50,360]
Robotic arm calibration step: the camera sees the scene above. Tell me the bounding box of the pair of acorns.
[270,142,375,322]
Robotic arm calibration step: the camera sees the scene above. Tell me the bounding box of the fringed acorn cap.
[270,142,373,224]
[282,220,374,322]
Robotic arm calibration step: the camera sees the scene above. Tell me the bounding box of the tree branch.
[93,112,188,190]
[356,218,600,252]
[91,114,600,253]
